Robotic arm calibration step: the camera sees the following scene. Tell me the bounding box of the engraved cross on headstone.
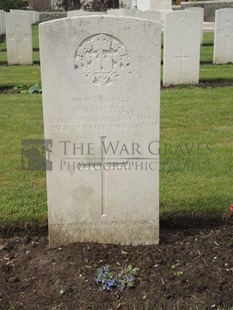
[174,47,190,75]
[84,136,128,217]
[92,35,113,85]
[218,20,233,53]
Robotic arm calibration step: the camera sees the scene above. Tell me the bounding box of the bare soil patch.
[0,220,233,310]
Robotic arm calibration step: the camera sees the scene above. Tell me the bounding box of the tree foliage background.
[29,0,51,11]
[0,0,24,11]
[58,0,119,11]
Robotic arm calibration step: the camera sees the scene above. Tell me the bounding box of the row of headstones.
[67,6,202,22]
[66,0,172,19]
[0,9,39,35]
[1,8,233,85]
[67,7,233,86]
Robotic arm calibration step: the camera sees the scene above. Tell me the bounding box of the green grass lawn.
[32,24,40,50]
[0,28,232,229]
[202,32,214,45]
[200,64,233,81]
[0,65,40,88]
[0,94,47,227]
[0,87,232,227]
[160,87,233,218]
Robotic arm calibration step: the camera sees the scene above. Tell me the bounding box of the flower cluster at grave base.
[96,265,139,291]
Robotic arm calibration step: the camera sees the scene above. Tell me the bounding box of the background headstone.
[30,11,40,24]
[137,0,172,20]
[107,9,136,16]
[131,0,137,9]
[67,10,105,17]
[10,10,39,24]
[214,8,233,64]
[185,7,204,44]
[5,12,33,65]
[0,10,6,35]
[40,16,161,247]
[136,10,161,22]
[163,11,201,86]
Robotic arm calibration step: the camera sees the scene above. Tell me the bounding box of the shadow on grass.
[0,61,40,66]
[162,78,233,89]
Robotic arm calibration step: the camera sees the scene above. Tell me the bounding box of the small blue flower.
[107,279,115,287]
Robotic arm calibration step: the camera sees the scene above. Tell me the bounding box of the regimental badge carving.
[221,20,233,37]
[74,34,130,90]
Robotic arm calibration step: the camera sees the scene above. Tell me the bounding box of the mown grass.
[200,64,233,81]
[0,27,232,228]
[0,94,47,227]
[0,65,40,88]
[160,87,233,218]
[0,87,232,227]
[202,32,214,45]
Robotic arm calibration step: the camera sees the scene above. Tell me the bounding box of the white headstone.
[185,7,204,44]
[120,0,131,9]
[0,10,6,35]
[10,10,34,24]
[137,0,152,11]
[137,0,172,11]
[30,11,40,24]
[107,9,136,16]
[5,12,33,65]
[137,0,172,19]
[214,8,233,64]
[163,11,201,86]
[136,10,161,22]
[67,10,105,17]
[40,16,161,247]
[131,0,137,9]
[29,11,36,24]
[10,10,39,24]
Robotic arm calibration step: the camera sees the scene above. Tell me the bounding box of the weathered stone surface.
[107,9,136,16]
[185,7,204,43]
[214,8,233,64]
[10,10,39,24]
[137,0,172,20]
[67,10,105,17]
[5,12,33,65]
[40,16,161,247]
[136,10,161,22]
